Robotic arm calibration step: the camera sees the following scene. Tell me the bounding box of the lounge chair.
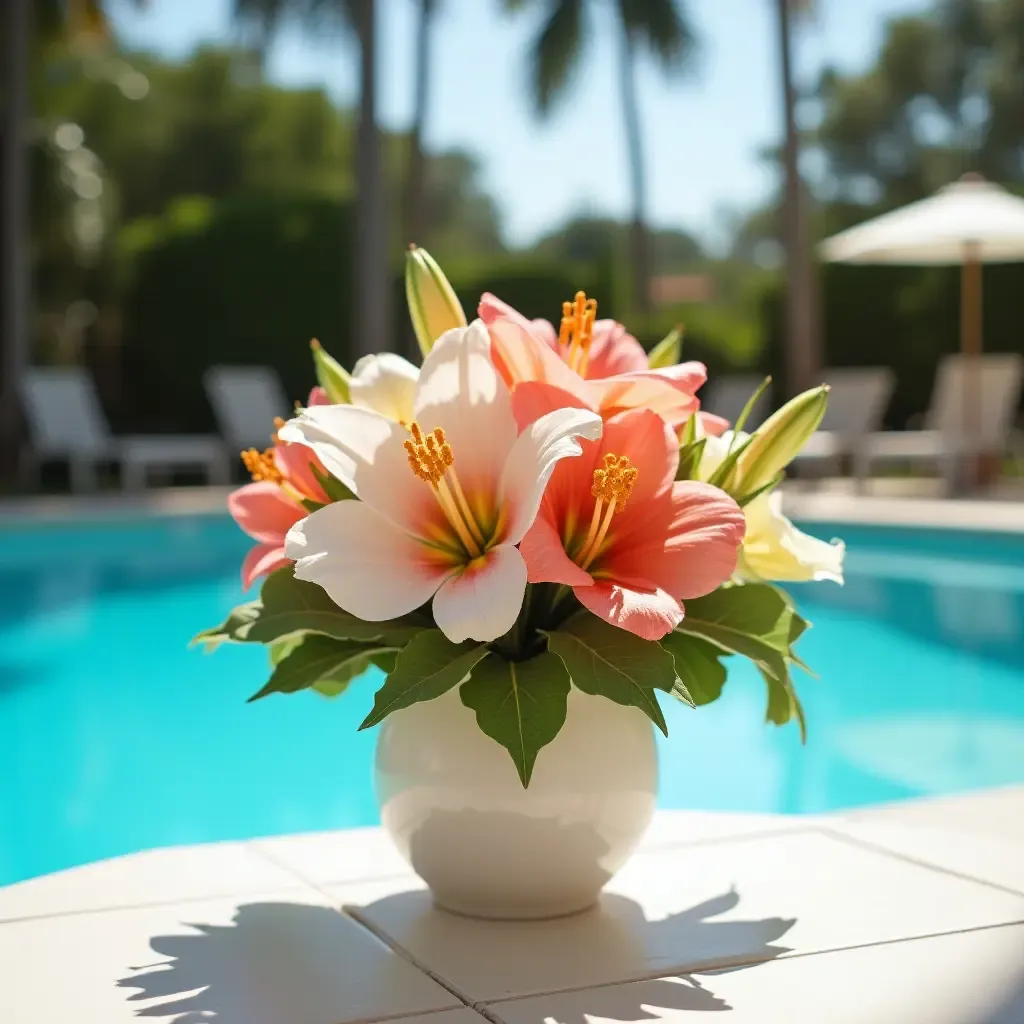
[21,368,230,492]
[854,353,1024,491]
[203,366,291,453]
[700,374,773,431]
[793,367,895,476]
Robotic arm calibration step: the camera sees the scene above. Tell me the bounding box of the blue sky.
[110,0,930,250]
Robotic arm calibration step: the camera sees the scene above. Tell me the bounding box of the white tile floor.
[3,790,1024,1023]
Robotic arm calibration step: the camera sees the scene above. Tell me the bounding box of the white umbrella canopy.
[820,175,1024,265]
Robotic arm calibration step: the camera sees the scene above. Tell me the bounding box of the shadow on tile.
[116,900,448,1024]
[348,886,797,1016]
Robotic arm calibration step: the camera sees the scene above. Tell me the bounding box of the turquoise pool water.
[1,512,1023,885]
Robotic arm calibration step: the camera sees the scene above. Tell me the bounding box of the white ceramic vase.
[374,684,657,920]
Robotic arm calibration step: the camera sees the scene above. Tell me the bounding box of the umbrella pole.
[960,243,982,490]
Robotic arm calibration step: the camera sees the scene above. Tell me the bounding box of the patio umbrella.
[819,174,1024,454]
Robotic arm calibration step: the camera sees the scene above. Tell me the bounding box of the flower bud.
[737,384,829,496]
[648,324,682,368]
[405,245,467,357]
[310,339,351,404]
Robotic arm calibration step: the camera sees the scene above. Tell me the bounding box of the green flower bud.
[310,338,351,404]
[738,384,829,496]
[647,324,682,368]
[405,245,467,357]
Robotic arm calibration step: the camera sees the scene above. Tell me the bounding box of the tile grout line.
[638,823,820,855]
[815,826,1024,899]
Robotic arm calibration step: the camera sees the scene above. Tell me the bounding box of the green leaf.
[760,667,807,743]
[358,630,488,729]
[248,635,391,702]
[312,645,399,699]
[706,432,756,494]
[675,583,793,684]
[191,601,261,650]
[310,463,355,503]
[459,650,571,787]
[310,338,352,403]
[245,569,420,646]
[676,436,707,481]
[659,632,728,706]
[736,471,784,508]
[268,635,303,667]
[544,614,673,735]
[647,324,682,368]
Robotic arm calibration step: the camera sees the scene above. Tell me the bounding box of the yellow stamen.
[559,290,598,376]
[241,447,283,485]
[576,452,637,569]
[403,421,484,557]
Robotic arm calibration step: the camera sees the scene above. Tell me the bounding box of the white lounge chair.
[203,366,291,453]
[854,353,1024,491]
[21,368,230,492]
[700,374,773,431]
[794,367,895,476]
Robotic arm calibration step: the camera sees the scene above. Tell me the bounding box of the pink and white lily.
[228,388,332,591]
[480,292,724,432]
[279,322,603,644]
[514,383,747,640]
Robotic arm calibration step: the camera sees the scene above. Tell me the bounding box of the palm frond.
[532,0,586,116]
[618,0,697,76]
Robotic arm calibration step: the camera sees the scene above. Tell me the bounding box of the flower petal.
[600,408,678,506]
[574,581,684,641]
[413,321,518,500]
[241,543,290,592]
[228,482,304,545]
[612,481,745,600]
[273,443,329,504]
[498,406,603,546]
[487,317,591,401]
[742,492,846,584]
[285,500,452,621]
[350,352,419,423]
[432,543,527,643]
[478,293,559,349]
[585,321,648,377]
[587,373,699,424]
[520,515,594,586]
[307,386,331,407]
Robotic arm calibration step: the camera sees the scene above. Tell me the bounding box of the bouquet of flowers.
[196,248,844,786]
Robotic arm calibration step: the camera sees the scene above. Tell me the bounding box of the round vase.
[374,685,657,920]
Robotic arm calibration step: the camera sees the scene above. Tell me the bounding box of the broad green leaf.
[676,436,707,481]
[358,630,488,729]
[268,635,303,667]
[659,632,728,706]
[459,650,571,787]
[647,324,682,368]
[248,635,393,702]
[245,569,420,646]
[675,584,793,684]
[544,614,673,735]
[760,667,807,743]
[312,645,399,699]
[191,601,261,650]
[310,463,355,503]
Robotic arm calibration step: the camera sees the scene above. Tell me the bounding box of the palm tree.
[504,0,696,316]
[775,0,819,395]
[233,0,391,358]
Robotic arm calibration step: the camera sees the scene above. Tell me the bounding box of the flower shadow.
[348,886,796,1022]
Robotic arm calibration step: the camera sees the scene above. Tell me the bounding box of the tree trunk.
[615,12,652,316]
[402,0,434,360]
[352,0,392,357]
[776,0,819,396]
[0,0,31,480]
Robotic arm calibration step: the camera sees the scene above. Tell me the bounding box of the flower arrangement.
[196,247,844,786]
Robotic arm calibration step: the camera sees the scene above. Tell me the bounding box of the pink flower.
[514,382,746,641]
[480,292,710,430]
[228,389,331,591]
[480,292,649,378]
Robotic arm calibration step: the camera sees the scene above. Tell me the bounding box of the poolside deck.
[3,787,1024,1022]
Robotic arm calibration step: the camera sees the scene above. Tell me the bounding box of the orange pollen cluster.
[590,453,637,511]
[558,290,598,374]
[241,447,283,485]
[403,422,454,487]
[576,452,639,571]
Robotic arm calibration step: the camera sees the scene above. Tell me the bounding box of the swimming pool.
[1,511,1023,886]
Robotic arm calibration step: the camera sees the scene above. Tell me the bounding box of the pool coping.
[1,485,1023,534]
[3,788,1024,1021]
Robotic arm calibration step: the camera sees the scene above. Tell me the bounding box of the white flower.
[700,434,844,585]
[349,352,420,423]
[279,321,603,643]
